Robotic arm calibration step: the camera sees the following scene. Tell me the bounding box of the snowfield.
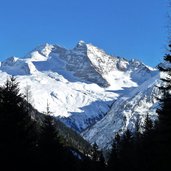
[0,41,160,149]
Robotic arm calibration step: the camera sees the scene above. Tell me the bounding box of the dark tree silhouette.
[155,42,171,170]
[108,133,121,171]
[37,114,64,169]
[0,76,38,169]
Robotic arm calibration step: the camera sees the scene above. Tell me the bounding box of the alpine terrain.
[0,41,160,149]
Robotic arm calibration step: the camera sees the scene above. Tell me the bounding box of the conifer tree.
[156,42,171,170]
[91,143,106,170]
[108,133,120,171]
[143,113,153,136]
[92,143,99,161]
[119,129,134,171]
[133,118,143,171]
[0,76,38,169]
[38,114,64,169]
[97,151,106,171]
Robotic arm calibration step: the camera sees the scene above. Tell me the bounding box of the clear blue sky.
[0,0,169,66]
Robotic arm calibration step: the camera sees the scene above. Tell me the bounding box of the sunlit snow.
[0,41,160,148]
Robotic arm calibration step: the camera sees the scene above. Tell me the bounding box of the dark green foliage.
[98,151,106,170]
[92,143,106,170]
[155,43,171,170]
[0,76,38,169]
[92,143,99,161]
[81,143,106,171]
[54,119,92,154]
[37,115,63,169]
[37,115,81,170]
[108,43,171,171]
[0,77,106,170]
[108,134,120,171]
[144,113,153,132]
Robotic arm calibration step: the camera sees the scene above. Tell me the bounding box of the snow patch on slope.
[0,41,159,137]
[0,57,37,75]
[82,73,160,149]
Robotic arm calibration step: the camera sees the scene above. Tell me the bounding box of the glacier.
[0,41,160,149]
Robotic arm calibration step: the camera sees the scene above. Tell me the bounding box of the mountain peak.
[0,41,160,150]
[74,40,87,51]
[33,43,54,57]
[23,43,56,62]
[78,40,86,45]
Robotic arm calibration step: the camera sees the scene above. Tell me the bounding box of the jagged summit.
[0,40,158,88]
[33,43,54,57]
[76,40,86,46]
[0,41,160,148]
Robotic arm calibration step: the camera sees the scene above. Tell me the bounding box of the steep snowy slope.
[0,41,159,141]
[82,73,160,149]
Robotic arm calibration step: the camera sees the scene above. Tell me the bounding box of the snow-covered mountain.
[0,41,160,148]
[82,74,160,149]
